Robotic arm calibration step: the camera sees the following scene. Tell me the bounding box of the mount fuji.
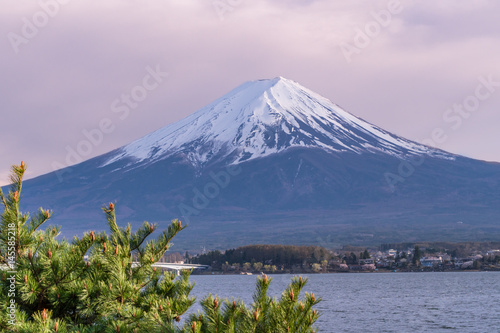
[102,77,450,167]
[17,77,500,250]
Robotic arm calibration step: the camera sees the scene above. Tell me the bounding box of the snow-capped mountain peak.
[103,77,452,168]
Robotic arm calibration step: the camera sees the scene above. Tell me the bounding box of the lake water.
[188,272,500,332]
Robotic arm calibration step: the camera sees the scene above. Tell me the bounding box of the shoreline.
[191,268,500,275]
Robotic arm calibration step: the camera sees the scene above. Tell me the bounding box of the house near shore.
[359,258,374,265]
[420,257,443,267]
[387,249,397,257]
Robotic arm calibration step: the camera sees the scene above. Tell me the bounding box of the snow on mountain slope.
[103,77,453,168]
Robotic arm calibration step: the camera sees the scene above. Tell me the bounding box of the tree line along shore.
[162,243,500,274]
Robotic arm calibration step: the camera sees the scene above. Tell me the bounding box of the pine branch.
[8,162,26,198]
[27,208,51,236]
[130,221,155,252]
[102,202,123,241]
[0,187,7,208]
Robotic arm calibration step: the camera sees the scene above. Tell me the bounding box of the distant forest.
[190,244,332,270]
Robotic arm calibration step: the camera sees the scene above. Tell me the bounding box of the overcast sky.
[1,0,499,185]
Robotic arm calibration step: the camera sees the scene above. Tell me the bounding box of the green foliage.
[185,275,320,333]
[0,163,192,332]
[0,163,321,332]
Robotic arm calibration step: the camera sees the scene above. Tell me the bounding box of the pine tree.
[0,163,321,332]
[362,249,370,259]
[0,163,192,332]
[412,246,422,265]
[185,275,320,332]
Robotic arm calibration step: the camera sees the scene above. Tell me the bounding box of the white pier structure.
[132,262,209,275]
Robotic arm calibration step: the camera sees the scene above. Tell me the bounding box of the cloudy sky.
[1,0,499,185]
